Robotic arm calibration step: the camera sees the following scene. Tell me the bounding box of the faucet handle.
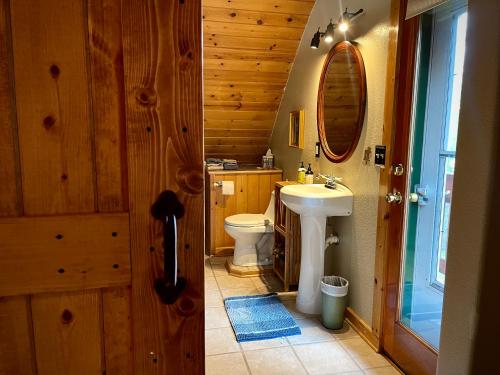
[316,173,342,189]
[316,173,331,181]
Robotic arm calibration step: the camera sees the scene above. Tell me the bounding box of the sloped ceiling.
[203,0,315,164]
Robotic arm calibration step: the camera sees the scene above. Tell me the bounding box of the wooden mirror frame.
[317,41,367,163]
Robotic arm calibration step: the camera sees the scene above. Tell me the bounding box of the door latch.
[409,185,429,206]
[393,163,404,176]
[385,191,403,204]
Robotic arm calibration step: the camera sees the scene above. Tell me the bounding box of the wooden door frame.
[381,14,439,374]
[371,0,407,343]
[372,0,439,373]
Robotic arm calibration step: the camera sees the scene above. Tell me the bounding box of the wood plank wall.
[203,0,315,164]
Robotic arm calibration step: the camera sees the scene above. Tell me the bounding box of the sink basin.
[280,183,353,314]
[280,184,353,217]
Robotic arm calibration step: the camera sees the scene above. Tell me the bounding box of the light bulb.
[324,20,335,44]
[339,22,349,32]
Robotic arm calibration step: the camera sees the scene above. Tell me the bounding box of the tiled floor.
[205,256,400,375]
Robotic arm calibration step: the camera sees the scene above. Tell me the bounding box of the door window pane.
[445,12,467,152]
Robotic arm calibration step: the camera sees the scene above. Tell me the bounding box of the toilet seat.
[225,214,273,228]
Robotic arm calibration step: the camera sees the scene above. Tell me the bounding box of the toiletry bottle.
[297,162,306,184]
[305,163,314,184]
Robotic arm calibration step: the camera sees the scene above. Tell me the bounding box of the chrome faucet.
[315,173,341,189]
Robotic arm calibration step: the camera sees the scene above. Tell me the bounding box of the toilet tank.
[264,191,275,223]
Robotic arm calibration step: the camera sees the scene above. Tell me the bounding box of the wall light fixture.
[310,8,364,49]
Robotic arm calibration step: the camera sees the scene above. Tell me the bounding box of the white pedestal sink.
[280,184,353,314]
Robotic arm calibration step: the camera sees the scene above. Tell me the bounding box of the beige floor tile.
[205,258,214,275]
[240,336,289,351]
[251,275,283,291]
[205,327,239,356]
[340,338,390,370]
[206,289,224,308]
[205,307,231,329]
[205,257,213,266]
[329,321,360,340]
[205,277,219,292]
[283,300,319,320]
[277,292,298,301]
[206,352,249,375]
[220,287,261,298]
[363,366,401,374]
[354,353,391,370]
[287,318,336,345]
[244,347,306,375]
[255,286,276,295]
[211,263,230,276]
[293,341,360,374]
[209,256,228,265]
[216,275,256,290]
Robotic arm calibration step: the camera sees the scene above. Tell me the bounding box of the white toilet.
[224,191,275,267]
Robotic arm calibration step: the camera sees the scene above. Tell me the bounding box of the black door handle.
[151,190,186,304]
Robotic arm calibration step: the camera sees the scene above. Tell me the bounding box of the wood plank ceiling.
[203,0,315,164]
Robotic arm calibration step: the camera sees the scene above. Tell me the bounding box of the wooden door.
[382,1,468,373]
[381,12,438,375]
[0,0,204,374]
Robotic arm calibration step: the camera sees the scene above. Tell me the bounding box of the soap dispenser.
[305,163,314,184]
[297,162,306,184]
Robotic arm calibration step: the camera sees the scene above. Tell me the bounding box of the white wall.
[437,0,500,373]
[270,0,391,324]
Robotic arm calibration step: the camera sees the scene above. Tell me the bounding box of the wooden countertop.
[207,167,282,175]
[275,180,298,187]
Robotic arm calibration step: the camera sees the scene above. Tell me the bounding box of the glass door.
[382,1,468,373]
[401,3,467,350]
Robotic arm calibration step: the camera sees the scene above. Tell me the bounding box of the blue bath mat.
[224,293,301,342]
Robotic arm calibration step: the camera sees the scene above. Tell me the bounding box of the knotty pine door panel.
[0,0,204,374]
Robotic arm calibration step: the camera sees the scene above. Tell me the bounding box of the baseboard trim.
[345,307,380,351]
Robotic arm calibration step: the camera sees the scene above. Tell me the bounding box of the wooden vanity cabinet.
[274,181,301,291]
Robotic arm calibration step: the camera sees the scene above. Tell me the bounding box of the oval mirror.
[317,41,366,163]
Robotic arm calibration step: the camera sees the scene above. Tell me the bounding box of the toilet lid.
[225,214,272,227]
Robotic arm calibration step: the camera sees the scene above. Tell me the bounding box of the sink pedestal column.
[296,214,327,314]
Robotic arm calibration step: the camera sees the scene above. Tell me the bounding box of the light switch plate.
[374,145,386,168]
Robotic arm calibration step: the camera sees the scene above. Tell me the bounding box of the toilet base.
[233,246,273,267]
[225,257,274,278]
[227,231,274,267]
